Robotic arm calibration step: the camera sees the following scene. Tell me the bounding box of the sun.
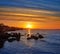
[23,22,33,29]
[26,24,32,28]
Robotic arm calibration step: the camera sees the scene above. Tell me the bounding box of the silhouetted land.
[0,23,23,48]
[0,23,23,32]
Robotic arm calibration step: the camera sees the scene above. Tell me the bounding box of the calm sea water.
[0,29,60,54]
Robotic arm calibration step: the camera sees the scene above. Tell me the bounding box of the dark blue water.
[0,30,60,54]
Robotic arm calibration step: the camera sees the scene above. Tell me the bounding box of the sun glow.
[26,23,32,29]
[23,22,33,29]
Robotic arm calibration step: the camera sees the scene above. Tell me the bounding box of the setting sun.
[22,22,34,29]
[26,24,32,28]
[25,23,33,29]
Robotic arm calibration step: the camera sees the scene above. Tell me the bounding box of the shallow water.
[0,29,60,54]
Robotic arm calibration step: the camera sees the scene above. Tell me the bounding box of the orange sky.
[0,7,60,29]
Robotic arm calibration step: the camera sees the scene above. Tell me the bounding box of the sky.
[0,0,60,29]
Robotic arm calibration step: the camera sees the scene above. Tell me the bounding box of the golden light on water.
[23,22,33,35]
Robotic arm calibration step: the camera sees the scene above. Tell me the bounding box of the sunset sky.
[0,0,60,29]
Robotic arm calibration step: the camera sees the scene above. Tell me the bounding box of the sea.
[0,29,60,54]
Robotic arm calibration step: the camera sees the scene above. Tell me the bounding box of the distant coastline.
[0,23,23,32]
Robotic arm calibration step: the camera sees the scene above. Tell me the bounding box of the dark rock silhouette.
[27,33,44,40]
[8,37,16,42]
[0,40,5,48]
[36,33,44,39]
[0,32,21,48]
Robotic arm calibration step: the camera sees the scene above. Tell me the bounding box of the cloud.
[0,0,60,11]
[0,7,60,22]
